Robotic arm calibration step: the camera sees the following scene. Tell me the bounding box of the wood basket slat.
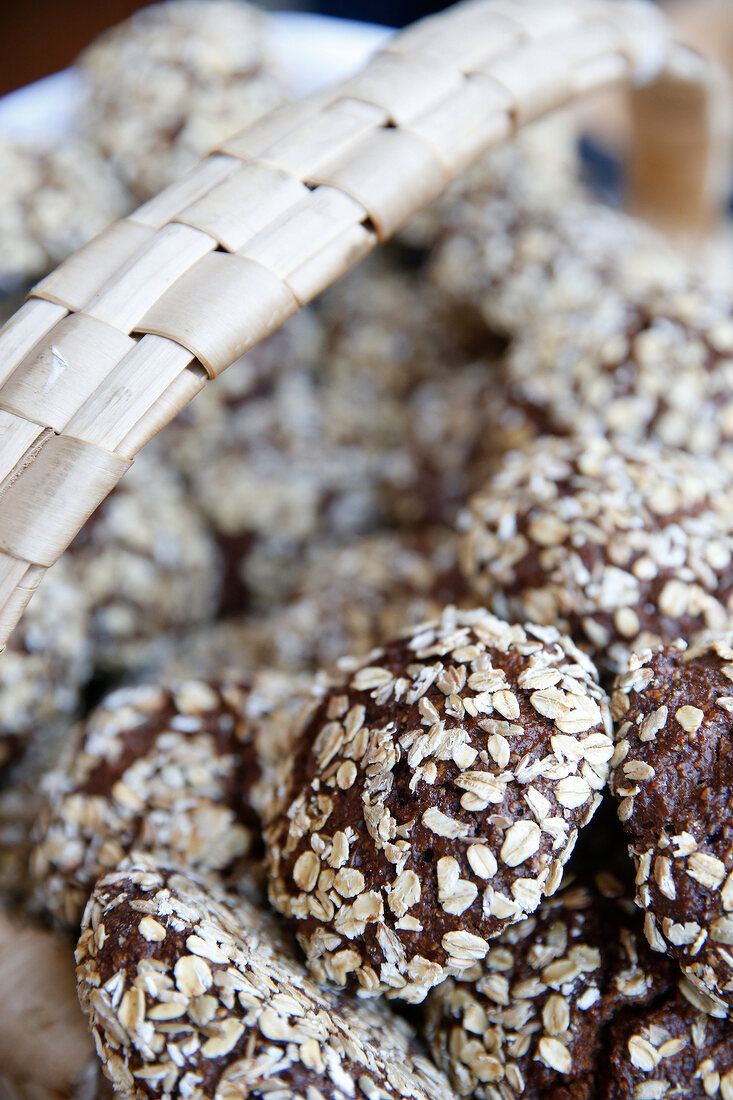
[0,316,137,433]
[0,0,723,649]
[32,221,155,313]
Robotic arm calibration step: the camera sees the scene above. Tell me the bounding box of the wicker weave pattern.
[0,0,710,645]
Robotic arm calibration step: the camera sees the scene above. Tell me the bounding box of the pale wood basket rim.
[0,0,724,650]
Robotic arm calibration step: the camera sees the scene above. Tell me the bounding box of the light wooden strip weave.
[0,0,718,648]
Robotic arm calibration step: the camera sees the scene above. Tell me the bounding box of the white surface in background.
[0,12,392,143]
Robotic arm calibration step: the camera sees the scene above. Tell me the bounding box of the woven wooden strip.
[31,221,154,312]
[115,364,208,460]
[288,223,376,306]
[65,335,195,451]
[136,252,298,377]
[131,154,242,230]
[0,564,44,648]
[0,412,46,479]
[404,72,514,176]
[219,95,334,161]
[85,223,217,333]
[476,22,629,123]
[489,0,597,38]
[574,47,629,94]
[0,435,129,568]
[0,553,33,619]
[0,300,68,389]
[0,315,136,433]
[310,126,447,240]
[630,43,731,234]
[254,98,387,179]
[175,161,309,253]
[385,5,524,68]
[0,0,716,648]
[340,51,464,126]
[237,186,370,284]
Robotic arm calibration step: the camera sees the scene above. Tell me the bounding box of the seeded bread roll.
[430,138,733,466]
[0,557,91,776]
[497,282,733,464]
[32,680,274,928]
[425,867,731,1099]
[431,173,687,343]
[164,259,501,616]
[76,862,458,1100]
[146,529,465,681]
[0,137,131,292]
[317,257,503,528]
[267,608,612,1003]
[80,0,286,200]
[606,989,733,1100]
[176,316,403,614]
[610,636,733,1014]
[460,437,733,680]
[424,870,672,1097]
[66,450,221,672]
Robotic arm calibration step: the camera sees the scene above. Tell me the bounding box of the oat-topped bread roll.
[166,263,495,613]
[0,137,131,292]
[424,867,731,1099]
[32,677,294,928]
[0,557,91,776]
[267,608,612,1003]
[430,138,686,343]
[66,449,221,672]
[605,987,733,1100]
[497,278,733,462]
[434,173,733,462]
[167,306,401,613]
[430,133,733,464]
[610,636,733,1015]
[459,437,733,680]
[316,256,503,527]
[146,529,465,680]
[80,0,286,200]
[260,529,465,672]
[77,862,458,1100]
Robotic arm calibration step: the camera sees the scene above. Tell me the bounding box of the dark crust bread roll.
[425,868,732,1099]
[610,636,733,1014]
[460,436,733,680]
[76,863,458,1100]
[424,872,672,1098]
[267,608,611,1002]
[32,681,262,928]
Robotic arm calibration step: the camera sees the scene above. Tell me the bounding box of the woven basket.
[0,0,724,651]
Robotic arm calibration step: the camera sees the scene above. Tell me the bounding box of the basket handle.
[0,0,722,648]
